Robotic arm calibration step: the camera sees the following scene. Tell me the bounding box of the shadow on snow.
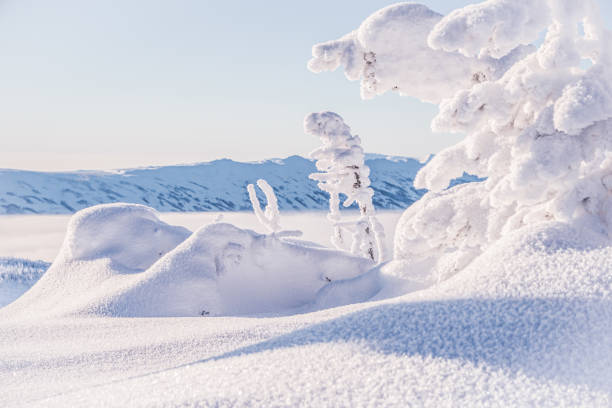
[195,297,612,391]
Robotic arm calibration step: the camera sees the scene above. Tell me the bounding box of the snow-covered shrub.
[309,1,612,283]
[0,258,49,308]
[0,258,49,284]
[247,179,281,233]
[305,111,385,263]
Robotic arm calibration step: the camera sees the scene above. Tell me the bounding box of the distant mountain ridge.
[0,154,479,214]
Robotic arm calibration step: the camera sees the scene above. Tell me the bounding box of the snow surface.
[1,219,610,406]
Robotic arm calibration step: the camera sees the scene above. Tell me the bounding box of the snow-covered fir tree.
[308,0,612,284]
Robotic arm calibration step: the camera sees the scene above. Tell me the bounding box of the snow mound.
[2,204,373,319]
[150,224,612,404]
[63,203,191,271]
[383,182,487,285]
[107,222,373,317]
[438,221,612,300]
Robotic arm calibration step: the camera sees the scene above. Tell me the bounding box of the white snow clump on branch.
[309,0,612,286]
[307,3,532,103]
[305,111,385,263]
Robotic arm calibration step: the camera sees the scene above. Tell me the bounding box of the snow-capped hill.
[0,155,478,214]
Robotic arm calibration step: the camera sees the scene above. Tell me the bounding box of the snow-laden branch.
[307,3,531,103]
[427,0,550,59]
[305,111,385,263]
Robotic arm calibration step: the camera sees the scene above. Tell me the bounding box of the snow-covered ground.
[1,213,610,406]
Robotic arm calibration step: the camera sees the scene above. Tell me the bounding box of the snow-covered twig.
[247,179,281,234]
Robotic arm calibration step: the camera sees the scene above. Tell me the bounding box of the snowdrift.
[139,223,612,404]
[8,220,611,407]
[2,203,373,319]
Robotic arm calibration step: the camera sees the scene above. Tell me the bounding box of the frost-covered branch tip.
[305,111,385,263]
[247,179,281,233]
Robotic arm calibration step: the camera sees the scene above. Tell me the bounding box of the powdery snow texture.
[1,221,610,407]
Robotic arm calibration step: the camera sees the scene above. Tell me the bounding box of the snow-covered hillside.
[0,155,478,214]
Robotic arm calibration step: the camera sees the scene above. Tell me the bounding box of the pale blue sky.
[2,0,612,170]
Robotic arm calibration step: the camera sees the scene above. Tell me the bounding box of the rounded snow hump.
[2,203,373,319]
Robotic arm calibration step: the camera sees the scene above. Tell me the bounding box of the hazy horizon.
[0,150,433,172]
